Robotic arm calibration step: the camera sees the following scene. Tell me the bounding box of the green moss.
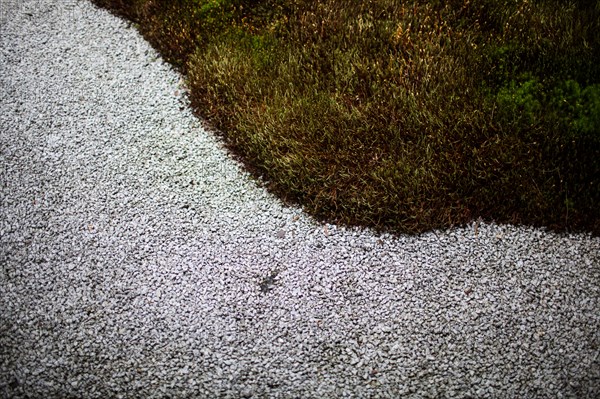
[495,75,543,129]
[552,80,600,137]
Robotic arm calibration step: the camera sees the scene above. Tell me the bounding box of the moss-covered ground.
[93,0,600,234]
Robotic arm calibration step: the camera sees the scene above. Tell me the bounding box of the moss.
[92,0,600,234]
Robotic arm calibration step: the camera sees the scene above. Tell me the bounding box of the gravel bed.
[1,1,599,398]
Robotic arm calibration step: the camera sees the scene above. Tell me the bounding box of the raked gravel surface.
[1,1,599,398]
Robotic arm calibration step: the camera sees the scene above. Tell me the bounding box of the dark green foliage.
[92,0,600,234]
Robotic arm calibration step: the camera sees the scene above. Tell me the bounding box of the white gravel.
[1,1,599,398]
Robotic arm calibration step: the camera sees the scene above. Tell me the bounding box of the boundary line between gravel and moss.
[91,0,600,235]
